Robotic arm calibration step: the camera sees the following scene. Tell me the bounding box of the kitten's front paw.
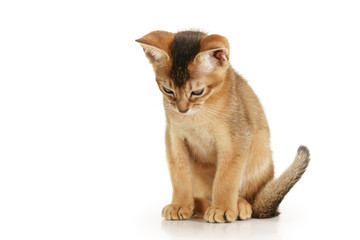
[204,206,237,223]
[162,204,193,220]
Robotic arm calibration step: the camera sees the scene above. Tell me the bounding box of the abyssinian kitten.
[136,30,310,223]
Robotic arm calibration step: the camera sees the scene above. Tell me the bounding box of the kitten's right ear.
[135,31,174,65]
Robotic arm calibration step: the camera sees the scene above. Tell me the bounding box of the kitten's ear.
[195,34,230,72]
[135,31,174,65]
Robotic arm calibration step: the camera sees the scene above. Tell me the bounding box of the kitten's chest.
[176,122,218,164]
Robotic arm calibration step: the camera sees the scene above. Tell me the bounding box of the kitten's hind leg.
[237,197,252,220]
[193,197,211,218]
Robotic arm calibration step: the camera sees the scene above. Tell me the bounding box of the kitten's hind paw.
[237,198,252,220]
[162,204,193,220]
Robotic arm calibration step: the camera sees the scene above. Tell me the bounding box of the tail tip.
[298,145,310,157]
[297,145,310,166]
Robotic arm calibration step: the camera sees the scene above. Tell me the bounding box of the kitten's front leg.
[204,139,246,223]
[162,128,194,220]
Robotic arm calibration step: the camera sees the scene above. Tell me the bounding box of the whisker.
[199,107,228,122]
[204,106,239,114]
[201,106,235,120]
[198,109,219,122]
[164,105,177,114]
[210,106,238,117]
[203,103,239,112]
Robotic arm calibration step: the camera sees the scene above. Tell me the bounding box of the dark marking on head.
[169,31,205,87]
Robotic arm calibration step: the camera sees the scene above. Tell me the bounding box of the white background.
[1,0,360,239]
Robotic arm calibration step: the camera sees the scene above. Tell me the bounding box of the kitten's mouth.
[177,108,199,115]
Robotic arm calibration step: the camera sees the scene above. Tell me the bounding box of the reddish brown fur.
[136,30,310,223]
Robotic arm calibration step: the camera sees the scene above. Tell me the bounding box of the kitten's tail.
[252,146,310,218]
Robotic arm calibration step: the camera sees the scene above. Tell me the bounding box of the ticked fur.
[136,30,310,223]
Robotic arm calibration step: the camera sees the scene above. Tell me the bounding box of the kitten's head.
[136,30,230,115]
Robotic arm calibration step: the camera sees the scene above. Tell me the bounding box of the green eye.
[191,89,204,96]
[163,87,174,95]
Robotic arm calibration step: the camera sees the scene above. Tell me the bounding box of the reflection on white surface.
[161,217,280,239]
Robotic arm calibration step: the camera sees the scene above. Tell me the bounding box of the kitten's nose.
[176,96,189,113]
[178,108,189,113]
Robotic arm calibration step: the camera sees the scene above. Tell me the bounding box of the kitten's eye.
[191,89,204,96]
[163,87,174,95]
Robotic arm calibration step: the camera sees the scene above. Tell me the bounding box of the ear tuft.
[212,49,229,64]
[139,43,168,63]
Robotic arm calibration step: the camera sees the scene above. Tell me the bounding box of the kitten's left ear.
[135,31,174,65]
[194,34,230,72]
